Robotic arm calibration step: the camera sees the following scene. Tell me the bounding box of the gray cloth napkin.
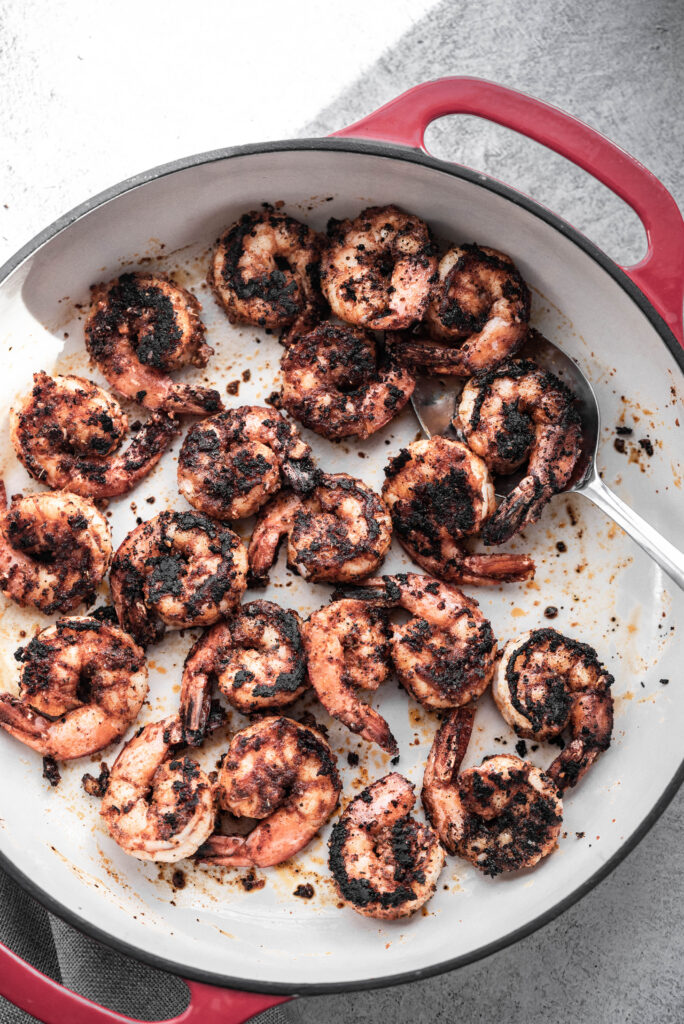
[0,869,290,1024]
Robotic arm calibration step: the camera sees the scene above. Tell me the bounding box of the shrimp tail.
[247,492,300,586]
[456,551,536,584]
[280,455,320,495]
[548,689,613,791]
[113,411,178,474]
[330,578,395,605]
[348,705,398,756]
[0,695,55,755]
[422,708,475,855]
[547,741,599,792]
[78,411,178,497]
[196,833,257,867]
[179,638,214,746]
[198,814,314,869]
[0,695,50,741]
[482,474,551,545]
[159,383,223,416]
[423,708,474,791]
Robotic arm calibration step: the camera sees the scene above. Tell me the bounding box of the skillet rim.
[0,136,682,997]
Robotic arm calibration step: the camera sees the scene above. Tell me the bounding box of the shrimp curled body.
[329,772,444,920]
[248,473,392,585]
[110,511,248,646]
[303,599,396,754]
[10,372,176,498]
[349,573,497,710]
[0,617,148,760]
[280,322,415,440]
[85,273,221,415]
[198,716,341,868]
[100,715,215,862]
[178,405,317,520]
[383,437,534,584]
[390,244,530,376]
[180,600,308,740]
[0,490,112,614]
[457,358,582,543]
[209,210,323,334]
[422,708,563,875]
[321,205,437,330]
[493,628,614,790]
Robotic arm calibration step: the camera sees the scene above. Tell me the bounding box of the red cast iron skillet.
[0,77,682,1024]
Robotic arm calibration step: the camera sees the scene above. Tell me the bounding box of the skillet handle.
[0,940,290,1024]
[333,77,684,345]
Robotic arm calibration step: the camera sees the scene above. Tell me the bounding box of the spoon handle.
[581,474,684,590]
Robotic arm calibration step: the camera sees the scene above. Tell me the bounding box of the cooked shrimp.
[177,405,317,520]
[303,599,395,753]
[493,628,614,790]
[347,573,497,710]
[198,716,340,868]
[389,244,530,375]
[100,715,215,862]
[329,773,444,920]
[321,205,437,330]
[180,601,308,738]
[279,321,415,439]
[382,437,534,584]
[110,511,248,646]
[0,489,111,614]
[422,708,562,875]
[209,209,323,333]
[10,372,176,498]
[85,272,221,415]
[248,473,392,585]
[0,617,147,760]
[457,357,582,543]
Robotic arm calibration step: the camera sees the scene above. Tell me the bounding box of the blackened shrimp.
[85,272,221,415]
[348,573,497,710]
[493,628,614,790]
[303,599,396,754]
[248,473,392,585]
[0,617,147,760]
[329,773,444,920]
[279,321,415,439]
[198,716,340,868]
[422,708,563,875]
[10,372,176,498]
[180,601,308,737]
[391,244,530,375]
[177,405,317,520]
[457,358,582,543]
[321,205,437,330]
[110,511,248,647]
[100,715,215,862]
[425,245,529,344]
[0,489,111,614]
[209,209,323,334]
[382,437,534,584]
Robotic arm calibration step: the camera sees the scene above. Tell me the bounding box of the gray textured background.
[1,0,683,1021]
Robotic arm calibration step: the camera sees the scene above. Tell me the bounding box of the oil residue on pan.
[0,191,679,991]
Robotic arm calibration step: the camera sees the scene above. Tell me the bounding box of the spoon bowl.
[409,333,684,588]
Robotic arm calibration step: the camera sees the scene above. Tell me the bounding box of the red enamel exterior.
[0,939,291,1024]
[333,77,684,345]
[2,75,682,1023]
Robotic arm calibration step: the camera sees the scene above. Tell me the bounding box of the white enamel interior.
[0,148,681,991]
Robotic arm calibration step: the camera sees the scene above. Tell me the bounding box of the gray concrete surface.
[1,0,682,1022]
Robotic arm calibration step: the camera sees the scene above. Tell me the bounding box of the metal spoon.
[410,333,684,590]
